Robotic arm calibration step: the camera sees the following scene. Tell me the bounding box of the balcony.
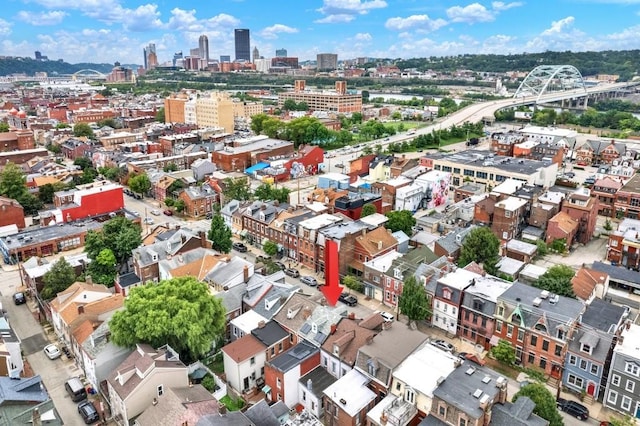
[383,396,418,426]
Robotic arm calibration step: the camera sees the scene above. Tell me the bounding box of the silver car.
[300,276,318,286]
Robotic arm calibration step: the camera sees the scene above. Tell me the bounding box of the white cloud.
[259,24,298,39]
[16,10,67,26]
[491,1,524,11]
[446,3,495,23]
[316,0,387,23]
[354,32,372,41]
[541,16,575,36]
[0,18,12,36]
[385,15,447,32]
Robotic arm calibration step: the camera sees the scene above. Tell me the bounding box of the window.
[270,347,275,357]
[438,405,446,417]
[540,357,547,369]
[569,355,577,365]
[590,364,599,375]
[517,329,524,342]
[612,374,621,386]
[530,335,538,346]
[507,324,513,337]
[555,344,562,357]
[459,418,467,426]
[157,385,164,396]
[497,306,505,317]
[250,357,255,365]
[278,342,283,351]
[496,320,502,333]
[625,380,635,393]
[302,391,306,401]
[528,352,535,364]
[568,374,583,388]
[607,390,618,405]
[396,382,401,391]
[580,343,592,354]
[277,378,281,389]
[621,395,632,411]
[405,388,415,404]
[542,340,549,351]
[625,362,640,376]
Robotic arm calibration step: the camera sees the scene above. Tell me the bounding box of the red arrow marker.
[322,239,343,306]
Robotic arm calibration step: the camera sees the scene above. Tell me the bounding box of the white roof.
[465,276,512,302]
[615,323,640,358]
[538,191,565,205]
[495,196,528,211]
[383,176,412,187]
[520,126,577,138]
[393,343,458,398]
[323,369,376,417]
[363,250,402,273]
[359,213,388,227]
[492,179,525,195]
[229,310,268,334]
[299,213,343,230]
[438,268,481,290]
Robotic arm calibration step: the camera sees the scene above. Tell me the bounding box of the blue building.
[563,298,627,401]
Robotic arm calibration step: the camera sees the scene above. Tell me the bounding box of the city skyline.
[1,0,640,65]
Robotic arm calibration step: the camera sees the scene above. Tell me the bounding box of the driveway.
[534,237,608,270]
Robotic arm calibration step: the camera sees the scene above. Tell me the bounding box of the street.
[1,266,84,425]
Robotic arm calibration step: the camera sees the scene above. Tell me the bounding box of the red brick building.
[614,173,640,220]
[561,188,599,245]
[0,197,25,229]
[264,341,319,406]
[591,178,623,217]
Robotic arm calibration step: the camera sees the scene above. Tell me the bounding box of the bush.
[201,375,216,392]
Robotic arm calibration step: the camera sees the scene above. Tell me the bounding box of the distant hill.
[0,57,139,76]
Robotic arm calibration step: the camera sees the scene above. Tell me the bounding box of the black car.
[232,242,248,253]
[274,261,286,270]
[77,400,99,424]
[338,293,358,307]
[556,398,589,420]
[284,268,300,278]
[12,292,26,305]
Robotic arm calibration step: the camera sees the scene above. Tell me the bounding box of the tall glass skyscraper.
[198,34,209,63]
[234,29,250,62]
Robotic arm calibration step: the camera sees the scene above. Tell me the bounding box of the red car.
[163,209,173,216]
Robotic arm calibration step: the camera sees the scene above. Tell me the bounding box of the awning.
[245,162,269,174]
[262,385,271,394]
[489,335,500,346]
[239,229,248,237]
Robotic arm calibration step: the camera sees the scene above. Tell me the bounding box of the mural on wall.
[420,172,450,210]
[290,161,306,179]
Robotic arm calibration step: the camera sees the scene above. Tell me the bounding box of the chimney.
[152,397,158,406]
[348,312,356,320]
[243,265,250,283]
[330,324,337,335]
[302,308,312,320]
[198,230,208,248]
[258,320,266,329]
[307,378,313,390]
[78,305,85,314]
[85,275,93,285]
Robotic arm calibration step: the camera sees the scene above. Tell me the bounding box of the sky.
[2,0,640,66]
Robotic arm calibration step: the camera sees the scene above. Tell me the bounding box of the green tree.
[174,199,185,213]
[262,240,278,257]
[458,227,500,275]
[109,277,226,362]
[73,157,93,171]
[550,238,567,253]
[283,99,297,111]
[0,162,43,215]
[156,107,165,122]
[98,166,123,181]
[513,383,564,426]
[342,275,364,293]
[97,118,118,129]
[535,264,575,298]
[603,219,613,231]
[87,249,117,287]
[384,210,416,235]
[38,183,56,204]
[128,173,151,197]
[398,275,430,321]
[73,123,95,139]
[41,257,77,300]
[490,339,516,365]
[361,204,377,217]
[163,163,178,173]
[222,177,251,202]
[208,212,232,253]
[84,216,142,273]
[0,122,9,132]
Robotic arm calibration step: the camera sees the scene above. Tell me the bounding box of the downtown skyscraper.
[234,29,250,62]
[198,34,209,63]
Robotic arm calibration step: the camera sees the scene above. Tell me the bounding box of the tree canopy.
[361,204,377,217]
[129,173,151,197]
[0,162,43,215]
[490,339,516,365]
[398,275,430,321]
[109,277,226,362]
[222,177,251,202]
[513,383,564,426]
[534,264,576,298]
[254,183,290,203]
[384,210,416,235]
[342,275,364,293]
[208,212,232,254]
[87,249,117,287]
[262,240,278,257]
[458,227,500,275]
[84,216,141,273]
[73,123,95,139]
[41,257,77,300]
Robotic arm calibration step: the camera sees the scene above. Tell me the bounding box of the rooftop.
[616,323,640,358]
[323,369,376,417]
[393,343,459,398]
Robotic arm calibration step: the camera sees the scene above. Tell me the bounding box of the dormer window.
[312,323,318,333]
[333,345,339,356]
[511,313,521,324]
[580,343,592,355]
[497,306,505,317]
[442,288,452,300]
[394,268,402,279]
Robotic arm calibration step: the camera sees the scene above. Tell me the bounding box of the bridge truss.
[514,65,587,103]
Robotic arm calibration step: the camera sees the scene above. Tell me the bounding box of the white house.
[298,366,337,419]
[221,334,266,394]
[432,268,480,335]
[229,310,268,342]
[0,317,23,379]
[80,321,132,390]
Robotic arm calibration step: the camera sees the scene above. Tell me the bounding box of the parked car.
[274,261,286,270]
[12,292,26,305]
[143,217,154,225]
[335,163,344,168]
[556,398,589,420]
[377,311,394,322]
[430,339,455,353]
[284,268,300,278]
[163,209,173,216]
[300,276,318,286]
[338,293,358,307]
[255,255,271,264]
[77,400,99,424]
[205,212,213,219]
[44,344,61,360]
[150,209,161,216]
[232,242,248,253]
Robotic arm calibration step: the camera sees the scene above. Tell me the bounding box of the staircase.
[582,394,594,405]
[547,376,559,389]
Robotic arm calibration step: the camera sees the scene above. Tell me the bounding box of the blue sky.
[2,0,640,66]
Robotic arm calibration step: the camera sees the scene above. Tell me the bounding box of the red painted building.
[54,181,124,222]
[0,197,25,229]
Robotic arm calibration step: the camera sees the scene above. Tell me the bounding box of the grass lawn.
[205,352,224,375]
[219,395,245,411]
